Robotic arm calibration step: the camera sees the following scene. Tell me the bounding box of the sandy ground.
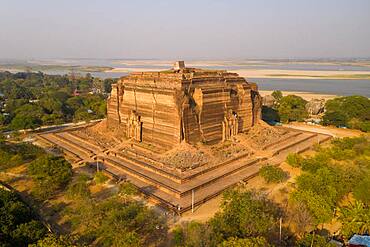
[259,90,337,101]
[283,122,364,138]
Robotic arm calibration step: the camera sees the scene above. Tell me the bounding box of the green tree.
[119,181,139,197]
[29,234,76,247]
[94,171,108,184]
[210,189,279,242]
[277,95,308,123]
[28,155,72,199]
[11,220,47,246]
[259,165,288,183]
[296,233,336,247]
[65,198,167,247]
[0,114,6,126]
[10,104,44,130]
[323,96,370,131]
[353,173,370,205]
[338,201,370,239]
[218,236,270,247]
[172,221,214,247]
[0,132,5,143]
[290,190,333,226]
[0,189,47,246]
[271,90,283,102]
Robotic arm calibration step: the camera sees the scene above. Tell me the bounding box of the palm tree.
[338,201,370,239]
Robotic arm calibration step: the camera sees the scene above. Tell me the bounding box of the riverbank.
[259,90,337,101]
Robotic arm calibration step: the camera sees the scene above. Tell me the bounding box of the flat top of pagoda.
[127,68,240,79]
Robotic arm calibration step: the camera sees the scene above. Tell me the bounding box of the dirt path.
[283,122,363,138]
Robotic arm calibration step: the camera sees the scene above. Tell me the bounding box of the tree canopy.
[210,189,280,241]
[277,95,308,123]
[0,189,47,247]
[64,197,167,247]
[0,71,116,131]
[323,96,370,132]
[28,155,72,199]
[287,136,370,240]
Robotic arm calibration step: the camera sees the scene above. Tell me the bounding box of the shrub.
[94,171,108,184]
[259,165,288,183]
[66,174,91,200]
[0,142,44,170]
[219,236,271,247]
[286,153,303,167]
[360,121,370,132]
[353,173,370,205]
[296,233,335,247]
[172,221,214,247]
[119,181,138,196]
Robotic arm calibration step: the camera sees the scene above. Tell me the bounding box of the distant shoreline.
[259,90,337,101]
[106,67,370,80]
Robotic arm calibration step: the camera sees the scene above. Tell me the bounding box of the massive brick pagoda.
[107,61,262,149]
[36,61,332,213]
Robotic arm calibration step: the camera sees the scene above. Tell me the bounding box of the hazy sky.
[1,0,370,59]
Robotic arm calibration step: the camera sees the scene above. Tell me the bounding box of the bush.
[0,142,45,170]
[353,173,370,205]
[94,171,108,184]
[259,165,288,183]
[360,121,370,132]
[66,174,91,200]
[286,153,303,167]
[119,181,138,196]
[219,236,271,247]
[172,221,214,247]
[296,233,335,247]
[262,106,280,122]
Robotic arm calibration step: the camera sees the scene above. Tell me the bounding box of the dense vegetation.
[1,135,370,246]
[0,189,47,247]
[277,95,308,123]
[323,95,370,132]
[0,139,45,171]
[262,91,308,124]
[0,71,115,131]
[287,136,370,240]
[28,155,73,199]
[262,91,370,133]
[64,197,168,247]
[173,189,286,246]
[172,137,370,246]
